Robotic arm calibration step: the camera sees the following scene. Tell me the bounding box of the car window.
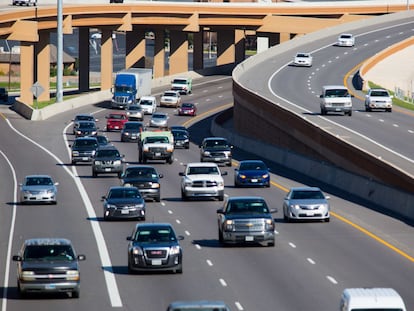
[125,168,156,178]
[109,189,140,199]
[135,228,176,242]
[96,149,120,158]
[74,139,98,147]
[370,90,389,97]
[26,177,53,186]
[239,162,266,170]
[204,140,229,148]
[227,200,268,214]
[325,89,348,97]
[146,137,168,143]
[291,190,324,200]
[23,245,75,261]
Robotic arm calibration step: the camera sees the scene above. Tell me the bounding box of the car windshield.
[96,136,108,145]
[153,114,167,119]
[325,89,349,97]
[74,139,98,147]
[109,114,125,120]
[96,149,120,158]
[124,123,142,130]
[239,162,266,171]
[340,34,352,39]
[128,106,141,111]
[125,168,156,178]
[164,92,177,97]
[25,177,53,186]
[204,140,229,149]
[296,53,309,58]
[226,200,269,214]
[108,189,140,199]
[173,79,187,84]
[75,115,93,121]
[187,166,219,175]
[146,136,169,143]
[370,90,389,97]
[23,245,75,261]
[134,227,176,243]
[181,103,194,108]
[114,86,133,93]
[79,122,95,128]
[291,190,324,200]
[173,131,188,139]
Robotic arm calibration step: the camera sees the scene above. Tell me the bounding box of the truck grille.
[114,96,128,104]
[145,248,168,259]
[149,147,167,153]
[192,180,217,187]
[234,219,265,231]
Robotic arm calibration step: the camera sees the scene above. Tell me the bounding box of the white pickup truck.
[138,131,174,164]
[179,162,227,201]
[13,0,36,6]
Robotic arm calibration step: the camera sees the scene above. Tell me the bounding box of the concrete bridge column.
[78,27,90,92]
[126,27,146,69]
[235,29,245,64]
[279,32,291,43]
[193,31,203,70]
[19,42,34,105]
[100,28,113,90]
[153,29,165,78]
[36,31,50,102]
[169,30,188,75]
[216,29,235,66]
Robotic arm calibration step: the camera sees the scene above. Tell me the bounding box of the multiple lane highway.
[0,73,414,311]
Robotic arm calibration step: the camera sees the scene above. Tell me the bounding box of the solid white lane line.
[0,150,18,311]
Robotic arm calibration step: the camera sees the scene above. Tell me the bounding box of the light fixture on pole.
[56,0,63,103]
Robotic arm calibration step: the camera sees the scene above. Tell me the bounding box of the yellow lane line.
[344,60,414,117]
[0,112,7,120]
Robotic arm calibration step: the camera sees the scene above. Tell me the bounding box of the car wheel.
[92,171,97,178]
[72,290,80,298]
[387,108,392,112]
[267,241,275,247]
[71,160,76,165]
[17,282,27,298]
[174,265,183,274]
[234,180,239,188]
[321,108,326,115]
[218,230,224,243]
[185,144,189,149]
[168,157,173,164]
[155,195,161,202]
[181,190,188,201]
[265,182,271,188]
[325,217,330,223]
[218,192,224,201]
[365,106,370,112]
[117,172,122,178]
[348,110,352,116]
[142,156,147,164]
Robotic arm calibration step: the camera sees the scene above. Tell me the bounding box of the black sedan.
[74,121,98,137]
[127,223,183,274]
[102,186,146,220]
[121,165,163,202]
[171,129,190,149]
[120,121,144,142]
[234,160,270,187]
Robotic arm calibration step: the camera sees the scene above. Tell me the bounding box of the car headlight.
[124,132,130,136]
[224,220,234,231]
[238,174,246,180]
[46,189,55,194]
[262,174,269,179]
[76,131,81,135]
[143,146,149,152]
[132,246,143,255]
[170,245,181,255]
[217,181,224,187]
[203,151,210,156]
[134,203,145,209]
[66,270,80,281]
[127,99,133,104]
[23,190,31,195]
[167,146,173,152]
[91,150,96,156]
[184,178,192,187]
[105,204,116,209]
[72,151,79,156]
[265,219,275,230]
[114,160,121,165]
[94,160,101,165]
[150,183,160,189]
[91,131,97,135]
[21,271,35,281]
[290,204,300,210]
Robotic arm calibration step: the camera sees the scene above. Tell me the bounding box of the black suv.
[69,136,99,164]
[92,145,124,178]
[120,165,163,202]
[199,137,233,166]
[0,87,8,102]
[12,238,85,298]
[120,121,144,142]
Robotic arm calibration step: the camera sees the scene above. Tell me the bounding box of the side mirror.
[126,236,132,241]
[77,254,86,261]
[54,182,59,186]
[319,94,323,98]
[221,171,228,176]
[159,174,164,178]
[216,208,224,214]
[179,172,185,176]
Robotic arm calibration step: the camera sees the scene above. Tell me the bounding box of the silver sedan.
[126,104,144,121]
[20,175,59,204]
[149,112,169,128]
[283,187,330,222]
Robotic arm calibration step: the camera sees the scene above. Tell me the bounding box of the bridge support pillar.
[193,31,204,70]
[280,32,291,43]
[169,30,188,75]
[217,29,245,66]
[100,28,114,91]
[79,27,90,92]
[19,42,34,106]
[235,29,245,64]
[153,29,165,78]
[126,27,146,69]
[36,31,50,102]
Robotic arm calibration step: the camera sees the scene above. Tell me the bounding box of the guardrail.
[229,10,414,221]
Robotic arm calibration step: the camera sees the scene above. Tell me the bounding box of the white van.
[340,288,406,311]
[320,85,353,116]
[12,0,36,6]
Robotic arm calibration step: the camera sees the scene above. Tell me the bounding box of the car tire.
[321,108,326,115]
[181,190,188,201]
[387,108,392,112]
[72,290,80,298]
[365,106,370,112]
[168,157,173,164]
[155,195,161,202]
[268,241,275,247]
[92,171,97,178]
[117,172,122,178]
[218,192,224,201]
[348,110,352,116]
[218,230,224,243]
[265,182,270,188]
[325,217,330,223]
[185,144,189,150]
[142,156,147,164]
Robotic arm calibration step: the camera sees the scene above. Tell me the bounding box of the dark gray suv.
[200,137,233,166]
[92,145,124,177]
[12,238,85,298]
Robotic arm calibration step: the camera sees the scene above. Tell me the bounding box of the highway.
[0,74,414,311]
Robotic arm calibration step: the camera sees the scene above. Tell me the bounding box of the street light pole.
[56,0,63,103]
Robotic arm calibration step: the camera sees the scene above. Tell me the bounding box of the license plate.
[82,157,88,161]
[151,259,162,265]
[115,126,119,129]
[105,168,112,172]
[251,179,258,182]
[335,108,342,111]
[214,157,221,161]
[155,152,161,156]
[245,236,254,241]
[45,284,56,290]
[306,211,314,216]
[121,210,129,214]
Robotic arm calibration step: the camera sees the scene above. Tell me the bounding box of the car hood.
[185,174,223,182]
[106,198,144,206]
[122,177,158,184]
[22,185,56,192]
[288,199,328,205]
[224,213,273,220]
[20,260,78,271]
[237,169,268,176]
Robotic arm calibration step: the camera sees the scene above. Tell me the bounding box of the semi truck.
[111,68,152,109]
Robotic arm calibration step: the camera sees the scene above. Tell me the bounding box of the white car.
[364,88,393,112]
[179,162,227,201]
[337,33,355,47]
[138,96,157,114]
[293,52,313,67]
[160,90,181,108]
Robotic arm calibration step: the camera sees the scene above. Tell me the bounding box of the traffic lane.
[0,117,112,310]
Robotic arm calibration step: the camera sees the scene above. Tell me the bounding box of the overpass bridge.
[0,1,408,105]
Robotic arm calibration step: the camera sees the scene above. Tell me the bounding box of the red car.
[178,103,197,116]
[106,113,128,131]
